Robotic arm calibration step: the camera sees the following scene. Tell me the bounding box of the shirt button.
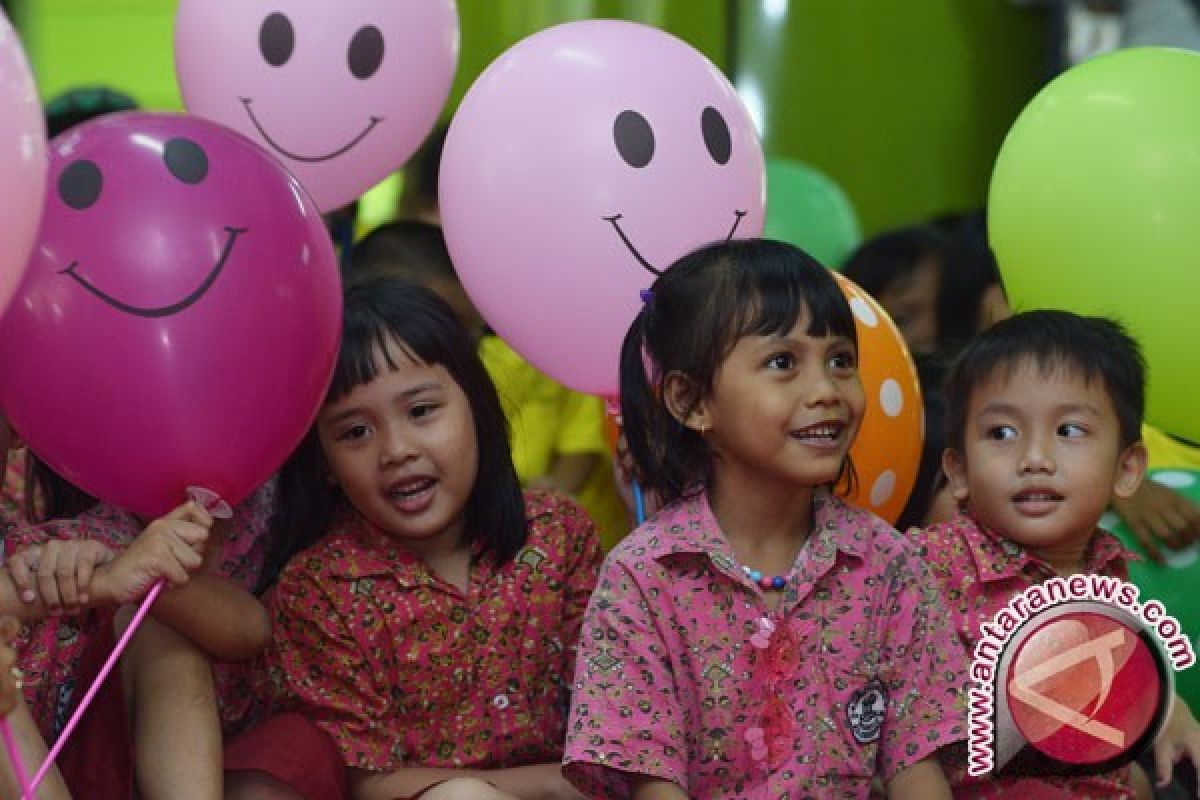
[492,694,510,710]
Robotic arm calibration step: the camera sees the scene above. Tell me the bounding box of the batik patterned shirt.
[565,487,969,799]
[263,489,603,771]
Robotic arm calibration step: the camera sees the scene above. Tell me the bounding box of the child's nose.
[379,424,416,467]
[1018,436,1056,474]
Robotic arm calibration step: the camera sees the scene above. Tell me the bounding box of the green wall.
[11,1,1046,235]
[739,0,1047,233]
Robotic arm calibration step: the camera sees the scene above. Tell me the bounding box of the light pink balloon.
[0,11,46,317]
[175,0,458,212]
[440,20,765,397]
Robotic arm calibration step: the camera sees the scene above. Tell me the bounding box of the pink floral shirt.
[917,512,1138,800]
[564,488,969,800]
[261,490,603,772]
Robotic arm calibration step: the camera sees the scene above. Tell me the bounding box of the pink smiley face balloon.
[175,0,458,212]
[0,112,342,518]
[440,20,766,397]
[0,11,46,317]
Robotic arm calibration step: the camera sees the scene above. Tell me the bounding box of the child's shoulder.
[819,492,921,560]
[521,487,604,553]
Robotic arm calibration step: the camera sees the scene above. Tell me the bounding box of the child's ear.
[663,370,710,434]
[1112,440,1148,500]
[942,448,970,503]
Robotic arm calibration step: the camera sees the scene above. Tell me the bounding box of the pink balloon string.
[0,716,33,799]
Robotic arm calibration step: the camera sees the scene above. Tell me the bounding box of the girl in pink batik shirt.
[564,239,970,800]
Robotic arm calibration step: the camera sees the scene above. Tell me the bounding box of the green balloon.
[1106,468,1200,711]
[763,157,861,268]
[989,47,1200,443]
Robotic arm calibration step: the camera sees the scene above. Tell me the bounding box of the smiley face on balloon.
[0,112,341,517]
[440,20,766,396]
[175,0,458,211]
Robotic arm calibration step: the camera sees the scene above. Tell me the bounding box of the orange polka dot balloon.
[834,273,923,524]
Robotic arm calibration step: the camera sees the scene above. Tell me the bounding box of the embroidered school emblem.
[847,678,887,744]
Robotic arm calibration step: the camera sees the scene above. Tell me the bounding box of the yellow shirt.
[1143,423,1200,470]
[479,336,629,549]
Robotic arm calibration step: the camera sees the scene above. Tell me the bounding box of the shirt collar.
[957,511,1137,582]
[651,486,867,569]
[319,508,437,587]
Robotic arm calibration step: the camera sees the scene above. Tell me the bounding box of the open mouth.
[790,421,846,445]
[387,477,437,511]
[240,97,381,163]
[603,209,747,276]
[1013,489,1064,503]
[61,226,246,318]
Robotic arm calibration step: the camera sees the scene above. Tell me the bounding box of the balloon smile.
[239,97,381,163]
[61,226,247,318]
[603,210,747,276]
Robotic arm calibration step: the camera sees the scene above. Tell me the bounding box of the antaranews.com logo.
[968,575,1195,777]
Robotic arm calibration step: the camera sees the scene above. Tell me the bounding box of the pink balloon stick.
[29,579,164,792]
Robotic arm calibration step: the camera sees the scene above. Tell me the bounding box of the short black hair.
[348,220,455,285]
[944,310,1145,453]
[933,209,1005,352]
[260,277,524,589]
[842,224,947,301]
[620,238,857,504]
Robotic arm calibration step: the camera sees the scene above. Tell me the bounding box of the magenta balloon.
[440,20,765,397]
[0,11,46,317]
[175,0,458,212]
[0,112,341,517]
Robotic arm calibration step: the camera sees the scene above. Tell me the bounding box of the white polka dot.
[1152,470,1196,490]
[880,379,904,417]
[1098,511,1121,531]
[1162,541,1200,569]
[849,297,878,327]
[869,470,896,507]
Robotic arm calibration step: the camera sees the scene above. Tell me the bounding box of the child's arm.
[141,574,270,660]
[7,505,268,660]
[1152,692,1200,788]
[630,777,688,799]
[885,756,952,800]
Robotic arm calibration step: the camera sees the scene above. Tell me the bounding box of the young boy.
[921,310,1200,798]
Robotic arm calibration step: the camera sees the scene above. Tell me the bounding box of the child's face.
[316,341,479,549]
[685,318,865,492]
[876,255,940,354]
[943,361,1145,556]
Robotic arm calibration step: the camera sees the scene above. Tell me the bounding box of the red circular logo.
[1006,610,1163,765]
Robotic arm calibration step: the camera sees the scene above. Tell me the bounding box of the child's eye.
[829,350,857,371]
[765,353,794,370]
[987,425,1017,441]
[337,423,370,442]
[1058,423,1086,438]
[410,402,440,420]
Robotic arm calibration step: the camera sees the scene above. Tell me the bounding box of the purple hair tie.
[640,288,654,304]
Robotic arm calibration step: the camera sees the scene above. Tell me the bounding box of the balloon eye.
[260,12,295,68]
[702,106,731,165]
[59,160,103,210]
[164,138,209,185]
[348,25,385,80]
[613,110,654,169]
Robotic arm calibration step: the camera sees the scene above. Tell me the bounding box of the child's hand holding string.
[90,501,213,606]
